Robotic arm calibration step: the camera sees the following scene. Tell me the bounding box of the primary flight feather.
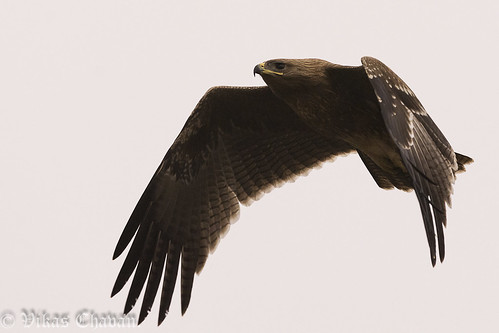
[111,57,472,325]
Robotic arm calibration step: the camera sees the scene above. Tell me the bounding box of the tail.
[456,153,474,173]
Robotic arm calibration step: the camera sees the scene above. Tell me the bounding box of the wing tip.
[110,283,121,298]
[138,307,150,326]
[113,235,132,260]
[181,301,190,316]
[124,295,138,316]
[158,309,169,326]
[112,247,123,260]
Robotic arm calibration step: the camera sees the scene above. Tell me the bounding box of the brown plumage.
[111,57,473,325]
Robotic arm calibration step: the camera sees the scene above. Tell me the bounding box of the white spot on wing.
[394,83,415,96]
[407,110,415,145]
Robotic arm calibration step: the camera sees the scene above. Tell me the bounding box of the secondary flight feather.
[111,57,473,325]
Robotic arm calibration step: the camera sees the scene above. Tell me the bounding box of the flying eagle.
[111,57,473,325]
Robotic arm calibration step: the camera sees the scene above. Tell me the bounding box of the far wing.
[361,57,458,266]
[111,86,353,324]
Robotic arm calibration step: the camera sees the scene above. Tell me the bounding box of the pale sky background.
[1,1,498,332]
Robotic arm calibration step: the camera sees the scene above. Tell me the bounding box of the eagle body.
[112,57,473,325]
[258,59,406,185]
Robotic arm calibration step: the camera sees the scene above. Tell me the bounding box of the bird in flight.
[111,57,472,325]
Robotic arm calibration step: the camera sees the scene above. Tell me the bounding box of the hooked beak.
[253,63,264,76]
[253,62,283,77]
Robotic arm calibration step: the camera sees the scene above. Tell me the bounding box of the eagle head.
[254,58,332,103]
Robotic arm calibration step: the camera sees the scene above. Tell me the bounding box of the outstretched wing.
[112,86,353,325]
[361,56,458,266]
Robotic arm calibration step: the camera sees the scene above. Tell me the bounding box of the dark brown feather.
[361,56,470,264]
[112,86,353,324]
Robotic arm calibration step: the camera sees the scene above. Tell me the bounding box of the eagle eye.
[274,62,286,70]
